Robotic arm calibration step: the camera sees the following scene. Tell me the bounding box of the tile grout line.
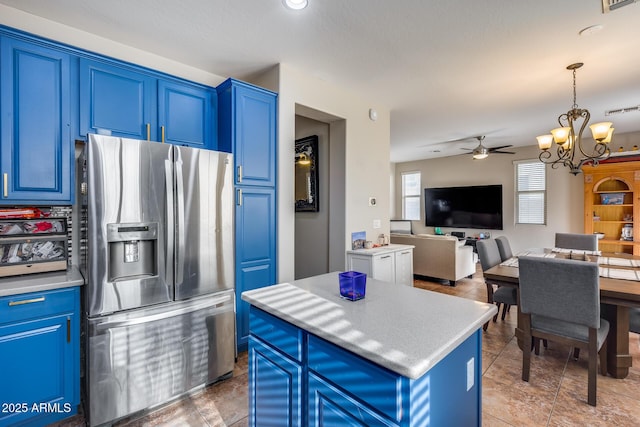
[545,349,571,427]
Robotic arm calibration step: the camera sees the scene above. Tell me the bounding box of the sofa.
[390,232,476,285]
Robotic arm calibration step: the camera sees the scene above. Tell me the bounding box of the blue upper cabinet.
[217,79,277,187]
[158,80,216,148]
[79,58,157,141]
[0,36,73,205]
[80,58,216,149]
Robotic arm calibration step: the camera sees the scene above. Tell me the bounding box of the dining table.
[483,248,640,379]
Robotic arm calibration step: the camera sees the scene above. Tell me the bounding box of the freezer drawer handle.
[9,296,45,306]
[95,294,232,331]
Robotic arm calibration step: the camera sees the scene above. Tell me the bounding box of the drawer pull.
[380,255,391,259]
[3,173,7,198]
[9,296,45,306]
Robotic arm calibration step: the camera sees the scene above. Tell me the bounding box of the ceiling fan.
[460,135,515,159]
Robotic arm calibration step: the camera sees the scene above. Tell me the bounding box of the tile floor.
[55,268,640,426]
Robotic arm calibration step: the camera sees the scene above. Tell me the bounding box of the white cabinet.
[346,244,414,286]
[394,247,414,286]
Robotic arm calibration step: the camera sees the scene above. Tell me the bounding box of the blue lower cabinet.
[248,306,482,426]
[248,336,302,427]
[0,287,80,427]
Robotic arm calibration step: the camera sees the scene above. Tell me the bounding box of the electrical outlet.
[373,219,381,229]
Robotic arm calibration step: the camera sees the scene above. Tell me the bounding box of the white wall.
[276,64,391,282]
[393,132,640,253]
[393,144,585,254]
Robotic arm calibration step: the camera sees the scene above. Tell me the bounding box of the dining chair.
[495,236,513,261]
[477,239,517,330]
[554,232,598,251]
[518,256,609,406]
[631,308,640,334]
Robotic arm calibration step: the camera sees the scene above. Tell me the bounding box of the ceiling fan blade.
[492,150,516,154]
[486,144,511,151]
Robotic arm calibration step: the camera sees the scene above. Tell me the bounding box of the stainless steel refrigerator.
[79,134,235,427]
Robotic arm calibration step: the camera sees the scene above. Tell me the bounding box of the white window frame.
[515,160,546,225]
[401,171,421,220]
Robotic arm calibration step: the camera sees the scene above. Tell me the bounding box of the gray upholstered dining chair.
[477,239,517,330]
[555,232,598,251]
[495,236,513,261]
[518,256,609,406]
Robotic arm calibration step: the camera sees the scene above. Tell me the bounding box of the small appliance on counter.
[0,217,67,277]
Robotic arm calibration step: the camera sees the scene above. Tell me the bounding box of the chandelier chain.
[572,68,578,110]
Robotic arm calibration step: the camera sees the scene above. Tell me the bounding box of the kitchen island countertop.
[242,271,497,379]
[0,265,84,297]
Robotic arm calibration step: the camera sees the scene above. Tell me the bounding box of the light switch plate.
[466,358,474,391]
[373,219,381,229]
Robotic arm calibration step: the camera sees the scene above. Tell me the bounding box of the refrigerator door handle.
[165,158,175,284]
[95,293,233,331]
[175,153,186,286]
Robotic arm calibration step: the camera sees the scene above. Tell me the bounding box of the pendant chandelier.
[536,63,613,175]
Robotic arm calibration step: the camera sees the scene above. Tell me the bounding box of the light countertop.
[242,272,497,379]
[0,266,84,297]
[346,243,414,255]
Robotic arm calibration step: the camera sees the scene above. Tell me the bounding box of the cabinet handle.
[161,126,165,143]
[380,255,391,259]
[146,123,151,141]
[3,173,7,198]
[237,165,243,183]
[401,251,410,255]
[237,188,242,206]
[8,296,45,306]
[66,317,71,343]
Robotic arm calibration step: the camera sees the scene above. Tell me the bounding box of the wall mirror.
[295,135,319,212]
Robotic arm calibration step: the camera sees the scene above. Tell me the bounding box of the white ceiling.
[2,0,640,162]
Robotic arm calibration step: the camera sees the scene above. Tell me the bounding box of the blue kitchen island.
[241,272,497,426]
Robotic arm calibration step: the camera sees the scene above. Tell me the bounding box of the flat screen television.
[424,184,503,230]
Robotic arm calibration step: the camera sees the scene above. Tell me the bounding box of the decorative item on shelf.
[536,63,614,175]
[600,192,624,205]
[623,213,633,221]
[621,223,633,241]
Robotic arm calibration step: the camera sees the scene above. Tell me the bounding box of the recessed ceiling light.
[283,0,308,10]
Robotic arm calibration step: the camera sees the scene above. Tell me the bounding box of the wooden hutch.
[583,160,640,255]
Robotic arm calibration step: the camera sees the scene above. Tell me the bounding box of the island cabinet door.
[248,337,302,427]
[308,373,398,426]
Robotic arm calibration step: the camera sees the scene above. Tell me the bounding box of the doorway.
[294,107,345,279]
